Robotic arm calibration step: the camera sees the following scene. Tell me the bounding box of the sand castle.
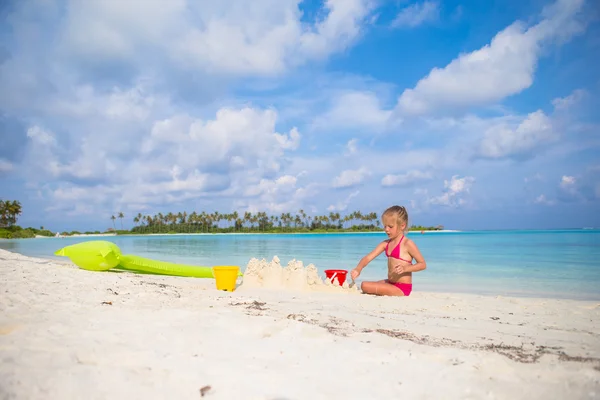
[239,256,360,293]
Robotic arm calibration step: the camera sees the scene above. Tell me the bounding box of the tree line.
[0,199,445,239]
[0,200,54,239]
[113,210,444,234]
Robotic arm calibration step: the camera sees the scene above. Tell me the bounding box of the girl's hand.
[350,268,360,280]
[394,264,405,274]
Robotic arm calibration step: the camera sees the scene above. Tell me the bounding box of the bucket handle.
[328,272,338,284]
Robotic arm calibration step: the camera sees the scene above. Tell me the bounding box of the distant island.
[0,203,445,239]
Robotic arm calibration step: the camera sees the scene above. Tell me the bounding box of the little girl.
[350,205,426,296]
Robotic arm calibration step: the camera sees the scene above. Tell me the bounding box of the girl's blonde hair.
[382,205,409,231]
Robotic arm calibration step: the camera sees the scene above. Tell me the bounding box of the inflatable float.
[55,240,242,278]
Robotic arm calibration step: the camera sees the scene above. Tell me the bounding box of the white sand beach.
[1,249,599,399]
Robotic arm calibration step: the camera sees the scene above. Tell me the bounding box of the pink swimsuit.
[384,235,413,296]
[385,235,412,263]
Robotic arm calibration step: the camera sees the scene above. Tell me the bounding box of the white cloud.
[275,127,301,150]
[345,139,359,155]
[244,175,298,197]
[327,190,360,211]
[395,0,585,115]
[46,81,168,123]
[238,177,320,214]
[478,110,557,159]
[428,175,475,207]
[142,106,301,174]
[381,170,433,187]
[24,126,62,178]
[560,175,576,190]
[534,194,555,205]
[62,0,377,76]
[560,175,576,186]
[20,101,303,214]
[552,89,586,111]
[312,91,393,131]
[392,1,439,28]
[104,86,157,121]
[26,126,57,146]
[550,169,600,204]
[297,0,377,59]
[332,167,370,188]
[555,174,587,203]
[445,175,474,194]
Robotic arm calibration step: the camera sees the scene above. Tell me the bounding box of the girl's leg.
[361,280,405,296]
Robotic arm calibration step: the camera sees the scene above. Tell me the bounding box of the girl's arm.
[351,241,386,277]
[400,240,427,273]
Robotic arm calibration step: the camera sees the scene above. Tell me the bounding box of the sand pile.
[238,256,360,293]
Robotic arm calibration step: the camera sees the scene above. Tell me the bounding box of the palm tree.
[0,200,23,227]
[243,212,251,232]
[232,211,239,232]
[118,212,124,230]
[299,209,307,228]
[110,215,116,231]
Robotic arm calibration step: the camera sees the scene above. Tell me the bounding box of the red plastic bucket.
[324,269,348,286]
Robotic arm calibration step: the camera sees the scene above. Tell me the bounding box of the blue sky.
[1,0,599,232]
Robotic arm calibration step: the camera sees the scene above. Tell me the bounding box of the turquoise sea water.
[1,230,599,300]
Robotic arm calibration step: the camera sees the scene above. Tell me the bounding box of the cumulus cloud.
[428,175,475,207]
[557,175,581,201]
[244,175,298,197]
[332,167,371,188]
[59,0,377,76]
[395,0,586,115]
[552,89,587,111]
[560,175,576,189]
[381,170,433,187]
[141,107,301,174]
[534,194,555,205]
[237,176,320,214]
[312,91,393,132]
[26,126,57,146]
[20,103,302,214]
[528,169,600,207]
[478,110,557,159]
[555,170,600,203]
[392,1,439,28]
[23,126,62,178]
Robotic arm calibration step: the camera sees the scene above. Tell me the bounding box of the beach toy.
[54,240,121,271]
[324,269,348,286]
[118,254,215,278]
[212,266,240,291]
[55,240,243,279]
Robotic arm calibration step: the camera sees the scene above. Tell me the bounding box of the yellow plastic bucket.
[212,266,240,292]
